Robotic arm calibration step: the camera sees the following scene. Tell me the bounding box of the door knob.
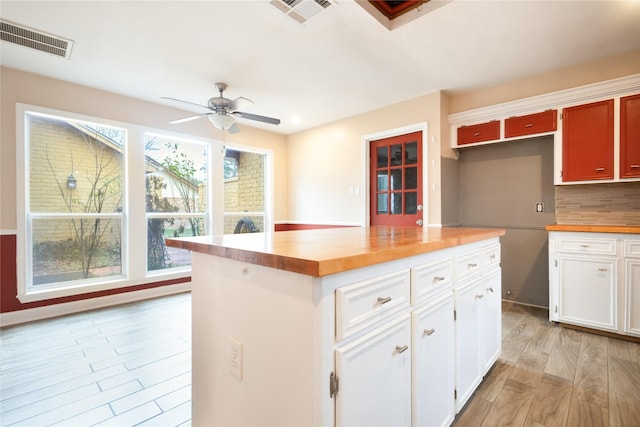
[417,204,423,211]
[416,219,424,226]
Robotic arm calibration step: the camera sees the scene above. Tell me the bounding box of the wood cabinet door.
[412,293,455,427]
[562,100,614,182]
[335,315,412,427]
[620,94,640,178]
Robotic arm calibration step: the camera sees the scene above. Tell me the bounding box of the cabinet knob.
[475,294,484,300]
[433,276,445,283]
[468,263,478,269]
[486,287,494,293]
[377,296,392,305]
[423,328,436,337]
[395,345,409,354]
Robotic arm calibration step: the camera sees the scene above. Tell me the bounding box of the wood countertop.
[166,226,506,277]
[546,224,640,234]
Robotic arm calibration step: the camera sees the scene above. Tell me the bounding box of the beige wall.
[286,91,446,226]
[0,67,288,231]
[448,49,640,114]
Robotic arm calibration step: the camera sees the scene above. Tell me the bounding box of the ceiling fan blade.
[169,113,211,124]
[234,111,281,126]
[230,96,254,112]
[161,96,210,111]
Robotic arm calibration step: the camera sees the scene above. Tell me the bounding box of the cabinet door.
[481,268,502,375]
[624,259,640,337]
[412,293,455,427]
[620,94,640,178]
[557,255,617,331]
[454,278,482,413]
[562,99,614,182]
[335,315,411,427]
[457,121,500,145]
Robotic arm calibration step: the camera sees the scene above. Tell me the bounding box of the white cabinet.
[453,246,502,413]
[624,239,640,337]
[335,315,412,427]
[412,292,455,427]
[549,231,640,338]
[454,276,483,411]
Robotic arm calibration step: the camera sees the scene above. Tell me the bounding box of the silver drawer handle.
[423,328,435,336]
[595,167,605,172]
[377,296,392,305]
[433,276,446,283]
[525,123,533,128]
[395,345,409,354]
[631,165,640,169]
[475,294,484,300]
[486,287,494,293]
[474,132,481,137]
[490,254,496,260]
[580,244,590,248]
[468,263,478,268]
[598,268,608,272]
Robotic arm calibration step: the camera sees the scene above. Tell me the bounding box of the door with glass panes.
[370,131,423,226]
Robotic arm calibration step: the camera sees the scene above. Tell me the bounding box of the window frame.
[17,104,269,303]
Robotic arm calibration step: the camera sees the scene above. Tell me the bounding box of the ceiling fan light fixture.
[208,113,236,130]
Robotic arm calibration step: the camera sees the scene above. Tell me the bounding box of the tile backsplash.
[555,182,640,225]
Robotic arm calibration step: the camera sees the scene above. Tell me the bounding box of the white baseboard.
[0,282,191,327]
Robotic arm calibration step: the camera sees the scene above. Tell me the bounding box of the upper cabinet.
[448,74,640,185]
[621,94,640,179]
[562,100,614,182]
[505,109,557,138]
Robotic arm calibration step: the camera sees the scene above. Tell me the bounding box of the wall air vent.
[0,19,73,59]
[270,0,333,24]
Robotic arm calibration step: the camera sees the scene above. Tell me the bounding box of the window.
[144,133,208,272]
[24,111,125,290]
[18,104,272,302]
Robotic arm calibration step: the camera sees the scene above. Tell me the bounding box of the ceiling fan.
[162,83,280,133]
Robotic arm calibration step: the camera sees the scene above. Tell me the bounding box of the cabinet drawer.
[336,270,410,341]
[454,249,483,281]
[556,237,617,256]
[625,239,640,258]
[505,110,557,138]
[411,258,454,305]
[457,121,500,145]
[483,244,501,268]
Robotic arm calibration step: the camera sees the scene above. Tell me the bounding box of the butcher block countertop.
[166,226,505,277]
[546,224,640,234]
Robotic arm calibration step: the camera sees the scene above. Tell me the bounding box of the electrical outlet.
[535,202,544,213]
[229,336,243,381]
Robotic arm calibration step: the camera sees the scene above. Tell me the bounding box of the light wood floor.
[0,292,192,426]
[1,294,639,426]
[454,302,640,427]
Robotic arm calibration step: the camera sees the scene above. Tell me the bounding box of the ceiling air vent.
[270,0,333,24]
[0,19,73,59]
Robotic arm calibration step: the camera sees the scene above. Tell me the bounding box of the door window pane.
[377,146,388,168]
[405,167,417,190]
[377,194,388,214]
[377,171,389,191]
[391,193,403,214]
[405,142,418,165]
[390,169,402,190]
[405,192,418,214]
[391,144,404,166]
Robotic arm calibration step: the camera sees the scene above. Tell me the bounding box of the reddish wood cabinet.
[620,94,640,178]
[457,121,500,145]
[505,110,557,138]
[562,99,614,182]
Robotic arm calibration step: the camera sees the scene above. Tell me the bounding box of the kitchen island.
[167,226,505,426]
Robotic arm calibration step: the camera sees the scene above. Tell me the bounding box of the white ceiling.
[1,0,639,135]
